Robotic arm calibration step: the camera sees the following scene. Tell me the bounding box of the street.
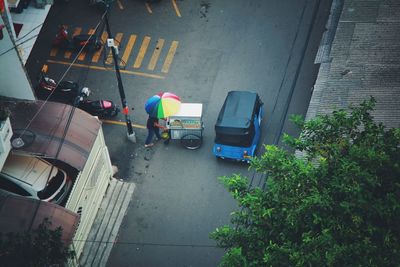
[25,0,332,266]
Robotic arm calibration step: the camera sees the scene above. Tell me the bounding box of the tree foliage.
[210,98,400,266]
[0,218,75,267]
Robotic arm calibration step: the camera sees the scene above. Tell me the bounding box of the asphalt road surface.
[26,0,332,266]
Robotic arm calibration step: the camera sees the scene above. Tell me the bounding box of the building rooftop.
[1,98,102,171]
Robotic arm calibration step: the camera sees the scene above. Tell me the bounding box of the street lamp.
[103,6,136,143]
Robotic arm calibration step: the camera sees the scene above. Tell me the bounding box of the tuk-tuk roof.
[215,91,259,134]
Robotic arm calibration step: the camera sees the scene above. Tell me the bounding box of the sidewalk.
[306,0,400,129]
[9,3,52,64]
[79,178,135,267]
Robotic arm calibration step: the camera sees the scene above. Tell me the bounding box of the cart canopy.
[215,91,260,135]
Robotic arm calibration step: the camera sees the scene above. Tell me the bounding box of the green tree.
[0,218,75,267]
[210,98,400,267]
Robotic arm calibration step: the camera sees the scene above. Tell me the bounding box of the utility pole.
[104,7,136,143]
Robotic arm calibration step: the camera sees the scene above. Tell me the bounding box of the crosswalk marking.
[172,0,182,17]
[50,47,58,57]
[162,40,178,73]
[48,28,179,77]
[133,36,151,69]
[64,27,82,59]
[116,0,124,10]
[148,38,165,71]
[78,28,95,61]
[120,34,137,67]
[92,31,108,63]
[145,2,152,14]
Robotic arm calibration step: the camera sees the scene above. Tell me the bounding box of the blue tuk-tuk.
[213,91,264,162]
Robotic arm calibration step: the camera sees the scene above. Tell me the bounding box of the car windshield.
[37,170,65,200]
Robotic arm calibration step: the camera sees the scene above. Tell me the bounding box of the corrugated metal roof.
[0,190,79,244]
[1,99,101,171]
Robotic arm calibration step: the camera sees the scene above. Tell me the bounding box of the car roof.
[215,91,259,133]
[1,154,58,191]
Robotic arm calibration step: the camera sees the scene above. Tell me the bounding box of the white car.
[0,154,72,205]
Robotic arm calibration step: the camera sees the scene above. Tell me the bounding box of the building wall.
[0,117,12,170]
[1,4,115,263]
[0,14,35,100]
[65,126,113,259]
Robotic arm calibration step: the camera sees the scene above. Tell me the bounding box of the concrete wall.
[65,126,113,259]
[0,14,35,100]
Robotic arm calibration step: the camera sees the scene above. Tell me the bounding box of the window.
[216,124,255,147]
[37,170,64,200]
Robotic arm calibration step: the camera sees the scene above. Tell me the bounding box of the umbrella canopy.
[145,92,181,118]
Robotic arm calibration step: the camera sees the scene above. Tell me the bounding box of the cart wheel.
[181,134,202,150]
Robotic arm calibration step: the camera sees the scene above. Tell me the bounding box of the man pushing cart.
[145,92,204,150]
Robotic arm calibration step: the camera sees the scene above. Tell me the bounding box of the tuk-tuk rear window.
[215,123,255,147]
[215,132,254,147]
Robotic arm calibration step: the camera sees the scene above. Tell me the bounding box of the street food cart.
[166,103,203,149]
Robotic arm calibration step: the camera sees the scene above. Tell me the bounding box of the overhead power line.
[0,22,44,58]
[0,34,39,57]
[16,23,44,41]
[17,10,108,141]
[70,238,218,248]
[0,5,71,58]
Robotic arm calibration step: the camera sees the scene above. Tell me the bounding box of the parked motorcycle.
[36,67,119,118]
[53,25,102,51]
[37,68,79,104]
[78,99,120,118]
[76,88,120,118]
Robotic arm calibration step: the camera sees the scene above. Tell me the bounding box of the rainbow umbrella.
[145,92,181,118]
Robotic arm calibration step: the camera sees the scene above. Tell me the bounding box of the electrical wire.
[16,23,44,42]
[8,12,112,262]
[67,238,218,248]
[255,0,311,192]
[0,33,39,57]
[6,0,318,255]
[274,1,321,146]
[44,12,108,186]
[0,2,74,58]
[0,21,43,57]
[18,11,107,136]
[235,0,315,231]
[0,12,108,264]
[3,9,260,264]
[9,9,109,192]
